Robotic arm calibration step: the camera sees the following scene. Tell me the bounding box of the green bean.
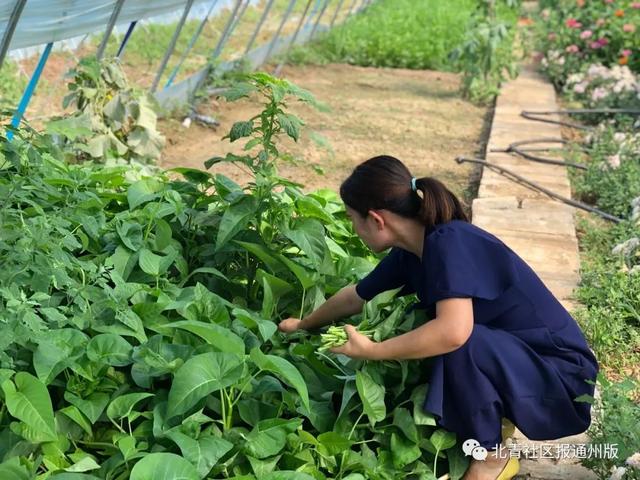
[318,325,374,352]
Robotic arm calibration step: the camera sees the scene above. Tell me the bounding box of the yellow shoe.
[501,418,515,441]
[496,457,520,480]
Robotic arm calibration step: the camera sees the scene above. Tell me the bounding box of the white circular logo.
[462,439,488,461]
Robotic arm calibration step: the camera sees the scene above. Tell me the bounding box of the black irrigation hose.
[455,156,623,223]
[490,137,588,170]
[521,109,640,130]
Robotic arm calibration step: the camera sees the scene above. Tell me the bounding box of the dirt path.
[159,63,490,208]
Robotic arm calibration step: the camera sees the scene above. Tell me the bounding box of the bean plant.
[0,73,464,480]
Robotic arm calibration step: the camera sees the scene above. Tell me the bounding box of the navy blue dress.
[355,219,598,448]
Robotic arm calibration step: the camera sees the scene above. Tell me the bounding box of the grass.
[286,0,480,71]
[0,59,27,109]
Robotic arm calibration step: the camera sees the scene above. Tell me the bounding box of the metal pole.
[96,0,126,60]
[329,0,345,28]
[151,0,195,92]
[310,0,330,39]
[210,0,243,62]
[274,0,313,76]
[165,0,219,88]
[260,0,296,67]
[345,0,358,18]
[0,0,27,70]
[116,21,137,58]
[8,42,53,140]
[227,0,251,40]
[243,0,275,55]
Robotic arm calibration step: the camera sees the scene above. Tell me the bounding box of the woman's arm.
[332,297,474,360]
[278,285,365,332]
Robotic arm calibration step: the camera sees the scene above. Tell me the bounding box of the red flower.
[565,18,583,28]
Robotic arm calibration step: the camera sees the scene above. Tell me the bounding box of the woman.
[278,155,598,480]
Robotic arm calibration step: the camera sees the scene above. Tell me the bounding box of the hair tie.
[410,177,417,192]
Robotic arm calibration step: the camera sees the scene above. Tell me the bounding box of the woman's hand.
[330,325,379,360]
[278,317,302,333]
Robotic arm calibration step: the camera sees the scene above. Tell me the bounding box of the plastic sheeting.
[0,0,216,52]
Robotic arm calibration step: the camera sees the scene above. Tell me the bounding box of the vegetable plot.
[0,73,463,480]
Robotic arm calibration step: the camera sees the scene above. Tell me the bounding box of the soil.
[159,63,491,211]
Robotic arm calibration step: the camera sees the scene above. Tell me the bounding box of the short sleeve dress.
[356,219,598,448]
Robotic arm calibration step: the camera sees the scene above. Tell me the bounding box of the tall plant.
[450,0,521,102]
[46,57,165,164]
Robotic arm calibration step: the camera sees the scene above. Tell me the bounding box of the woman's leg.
[425,323,593,448]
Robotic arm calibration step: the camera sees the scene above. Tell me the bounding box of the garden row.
[535,1,639,479]
[0,73,466,480]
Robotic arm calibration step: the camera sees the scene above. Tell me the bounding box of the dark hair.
[339,155,469,232]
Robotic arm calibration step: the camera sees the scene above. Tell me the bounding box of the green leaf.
[262,472,315,480]
[221,82,258,101]
[154,219,173,250]
[0,457,32,480]
[276,254,315,290]
[277,113,303,142]
[167,352,244,419]
[355,370,386,426]
[130,452,199,480]
[391,433,422,469]
[430,429,457,451]
[116,222,143,251]
[106,393,154,422]
[247,455,281,477]
[59,406,93,436]
[282,219,329,266]
[232,308,277,343]
[447,443,470,480]
[392,407,419,443]
[245,419,301,459]
[64,456,101,473]
[234,241,283,273]
[139,248,165,276]
[128,178,163,210]
[166,431,233,478]
[164,320,245,355]
[64,392,110,424]
[86,333,132,366]
[2,372,57,442]
[227,120,254,142]
[412,384,436,426]
[317,431,354,457]
[216,196,258,250]
[261,276,275,319]
[250,348,310,411]
[46,114,93,140]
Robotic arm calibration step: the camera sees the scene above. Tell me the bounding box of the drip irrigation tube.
[490,137,587,170]
[521,108,640,130]
[455,156,623,223]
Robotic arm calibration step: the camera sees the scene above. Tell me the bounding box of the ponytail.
[339,155,468,233]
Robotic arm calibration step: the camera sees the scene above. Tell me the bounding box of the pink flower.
[574,82,588,93]
[548,33,557,40]
[590,41,603,49]
[607,154,621,169]
[566,44,580,53]
[622,49,632,56]
[623,23,636,32]
[604,0,614,4]
[580,30,593,39]
[596,37,609,46]
[566,18,583,28]
[596,18,606,26]
[631,2,640,8]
